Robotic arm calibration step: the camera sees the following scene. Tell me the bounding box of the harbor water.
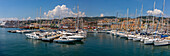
[0,28,170,56]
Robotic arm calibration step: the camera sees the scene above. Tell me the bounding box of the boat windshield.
[61,38,67,39]
[66,34,72,36]
[36,34,40,36]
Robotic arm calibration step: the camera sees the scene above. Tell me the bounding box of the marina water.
[0,28,169,56]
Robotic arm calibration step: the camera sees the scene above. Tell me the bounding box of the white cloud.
[100,13,104,17]
[147,9,163,15]
[27,17,31,20]
[44,5,86,19]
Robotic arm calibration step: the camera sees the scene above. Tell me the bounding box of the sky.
[0,0,169,20]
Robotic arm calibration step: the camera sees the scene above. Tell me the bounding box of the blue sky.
[0,0,169,20]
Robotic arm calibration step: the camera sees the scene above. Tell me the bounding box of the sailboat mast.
[167,18,169,34]
[126,8,129,31]
[120,15,123,30]
[76,5,79,30]
[116,12,118,30]
[140,4,143,30]
[58,10,61,28]
[40,7,41,24]
[36,8,38,23]
[40,7,41,20]
[74,7,77,29]
[161,0,165,32]
[135,9,137,31]
[152,1,156,31]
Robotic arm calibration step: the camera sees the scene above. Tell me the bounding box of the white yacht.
[118,33,127,38]
[53,35,76,43]
[144,38,159,45]
[67,34,85,41]
[154,40,169,46]
[128,35,136,40]
[25,32,45,40]
[144,39,154,45]
[41,34,58,41]
[154,36,170,46]
[140,37,149,42]
[133,34,142,41]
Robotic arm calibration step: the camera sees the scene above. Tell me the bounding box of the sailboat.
[144,1,157,45]
[153,0,169,46]
[128,9,138,40]
[133,4,144,41]
[119,8,129,39]
[61,5,85,41]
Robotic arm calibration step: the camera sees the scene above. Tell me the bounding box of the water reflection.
[74,41,84,44]
[153,46,169,49]
[26,38,42,45]
[26,38,84,48]
[56,41,84,45]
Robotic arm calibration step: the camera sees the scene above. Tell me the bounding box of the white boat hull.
[68,36,84,41]
[133,38,141,41]
[42,36,56,41]
[128,37,133,40]
[53,39,76,43]
[144,40,154,45]
[154,41,169,46]
[25,34,42,40]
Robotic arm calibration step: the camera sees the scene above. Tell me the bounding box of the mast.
[167,18,169,34]
[115,12,119,35]
[146,15,148,30]
[58,10,61,28]
[40,7,41,20]
[82,18,84,29]
[36,8,38,23]
[76,5,79,30]
[140,4,143,30]
[40,7,41,24]
[152,1,156,31]
[135,9,138,31]
[74,6,77,30]
[116,12,118,30]
[120,15,123,30]
[126,8,129,32]
[161,0,165,33]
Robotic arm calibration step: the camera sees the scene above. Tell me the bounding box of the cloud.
[147,9,163,15]
[27,17,31,20]
[100,13,104,17]
[0,17,19,21]
[44,5,86,19]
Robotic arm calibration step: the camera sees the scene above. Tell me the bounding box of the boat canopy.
[161,35,168,38]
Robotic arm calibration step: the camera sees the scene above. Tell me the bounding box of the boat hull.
[154,41,169,46]
[144,40,154,45]
[128,37,133,40]
[53,39,76,43]
[133,38,141,41]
